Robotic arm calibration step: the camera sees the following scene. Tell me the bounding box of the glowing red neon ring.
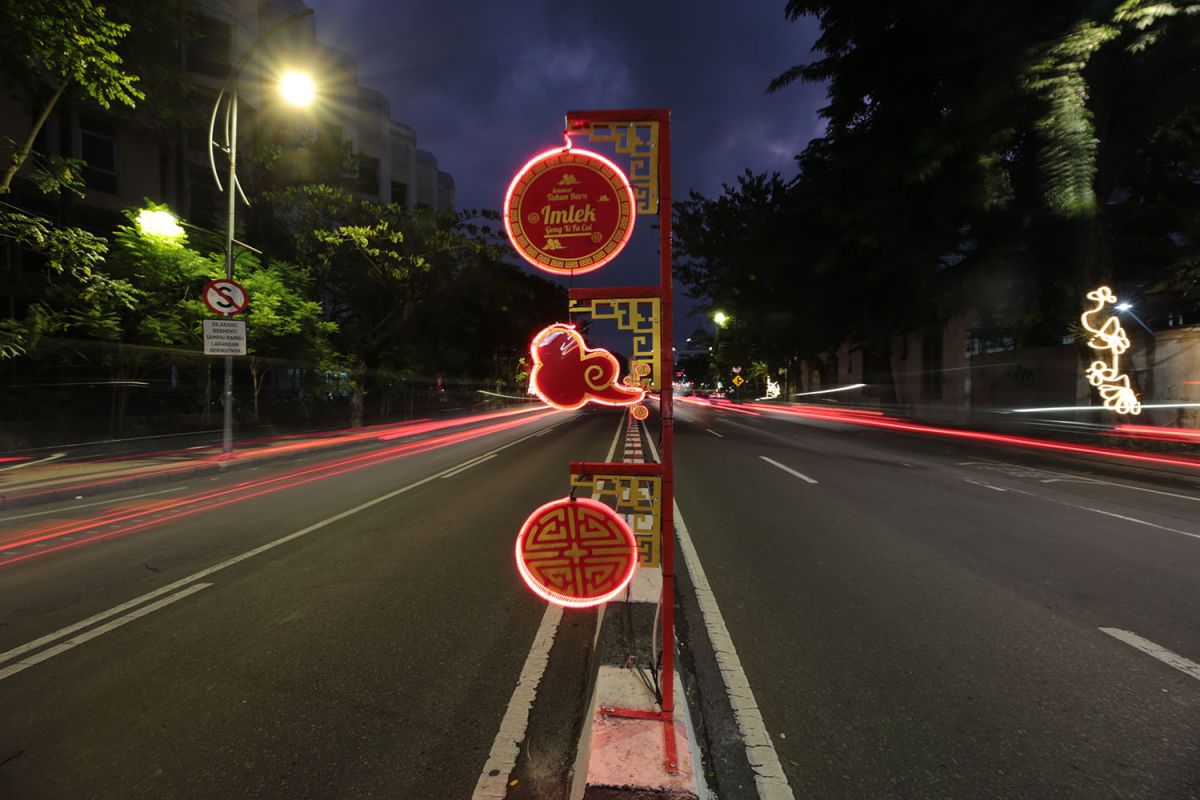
[503,147,636,276]
[515,497,638,608]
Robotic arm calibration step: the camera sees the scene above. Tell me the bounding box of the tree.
[0,203,136,359]
[230,259,337,424]
[0,0,144,194]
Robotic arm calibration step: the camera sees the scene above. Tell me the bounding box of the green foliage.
[0,0,143,110]
[0,203,135,357]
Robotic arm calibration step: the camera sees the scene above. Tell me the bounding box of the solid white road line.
[964,478,1007,492]
[0,417,566,673]
[1085,507,1200,541]
[0,583,212,682]
[706,428,724,439]
[472,604,564,799]
[1099,628,1200,682]
[0,486,191,524]
[472,413,624,799]
[759,456,818,485]
[440,453,498,479]
[675,500,795,800]
[963,458,1200,504]
[0,453,66,472]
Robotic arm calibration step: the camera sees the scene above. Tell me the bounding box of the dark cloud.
[303,0,826,337]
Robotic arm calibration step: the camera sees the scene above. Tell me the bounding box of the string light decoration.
[1081,286,1142,415]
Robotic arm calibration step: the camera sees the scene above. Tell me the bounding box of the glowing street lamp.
[207,8,314,455]
[279,70,316,107]
[712,310,729,328]
[136,208,185,239]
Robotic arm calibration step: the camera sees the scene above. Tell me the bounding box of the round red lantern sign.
[515,497,638,608]
[503,147,636,276]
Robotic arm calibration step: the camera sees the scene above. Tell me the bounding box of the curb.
[571,415,706,800]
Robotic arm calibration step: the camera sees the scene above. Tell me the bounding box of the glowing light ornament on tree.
[503,146,636,276]
[529,324,646,410]
[1081,286,1142,415]
[515,497,639,608]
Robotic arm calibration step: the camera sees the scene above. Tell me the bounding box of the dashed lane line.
[759,456,818,485]
[0,417,566,674]
[1099,628,1200,682]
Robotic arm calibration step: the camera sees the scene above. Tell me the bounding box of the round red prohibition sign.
[503,147,636,276]
[515,497,638,608]
[202,279,249,316]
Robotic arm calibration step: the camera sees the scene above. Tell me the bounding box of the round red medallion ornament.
[515,497,638,608]
[503,147,636,276]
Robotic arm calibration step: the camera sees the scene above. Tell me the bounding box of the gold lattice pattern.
[571,473,661,567]
[569,296,661,391]
[585,122,659,215]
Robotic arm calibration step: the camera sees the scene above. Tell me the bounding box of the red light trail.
[7,406,550,504]
[729,403,1200,470]
[0,409,561,568]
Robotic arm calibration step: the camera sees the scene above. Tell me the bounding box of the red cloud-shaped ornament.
[530,324,646,410]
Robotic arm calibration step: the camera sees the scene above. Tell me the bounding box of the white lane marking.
[0,417,566,670]
[0,583,212,682]
[1085,507,1200,540]
[473,413,623,799]
[991,484,1200,544]
[472,605,563,799]
[964,478,1007,492]
[963,459,1199,503]
[706,428,724,439]
[0,453,66,472]
[675,499,795,799]
[440,453,498,479]
[0,486,190,524]
[1099,628,1200,682]
[759,456,818,485]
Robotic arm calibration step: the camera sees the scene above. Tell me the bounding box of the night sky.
[303,0,825,340]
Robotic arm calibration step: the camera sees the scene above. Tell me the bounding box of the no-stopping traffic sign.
[203,279,249,316]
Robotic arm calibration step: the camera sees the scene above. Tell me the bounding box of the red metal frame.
[566,109,677,767]
[570,461,663,478]
[569,286,662,301]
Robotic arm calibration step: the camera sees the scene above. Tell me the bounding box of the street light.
[1114,300,1154,335]
[136,208,185,239]
[712,310,729,328]
[207,8,314,455]
[279,70,316,107]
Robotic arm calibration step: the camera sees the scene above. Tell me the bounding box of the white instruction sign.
[203,318,247,355]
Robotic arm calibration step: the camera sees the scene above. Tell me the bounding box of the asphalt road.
[0,408,618,799]
[671,401,1200,799]
[3,400,1199,800]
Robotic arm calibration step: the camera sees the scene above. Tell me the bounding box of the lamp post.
[208,9,314,454]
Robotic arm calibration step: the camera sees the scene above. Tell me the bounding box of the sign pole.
[656,110,675,715]
[221,89,239,456]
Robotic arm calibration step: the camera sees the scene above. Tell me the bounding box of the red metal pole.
[656,110,675,714]
[564,108,675,715]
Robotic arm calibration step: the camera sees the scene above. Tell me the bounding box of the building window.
[78,114,118,195]
[186,16,231,79]
[356,155,379,195]
[390,181,407,207]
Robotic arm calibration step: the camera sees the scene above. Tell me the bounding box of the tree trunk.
[349,357,367,428]
[249,357,267,425]
[1,80,70,194]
